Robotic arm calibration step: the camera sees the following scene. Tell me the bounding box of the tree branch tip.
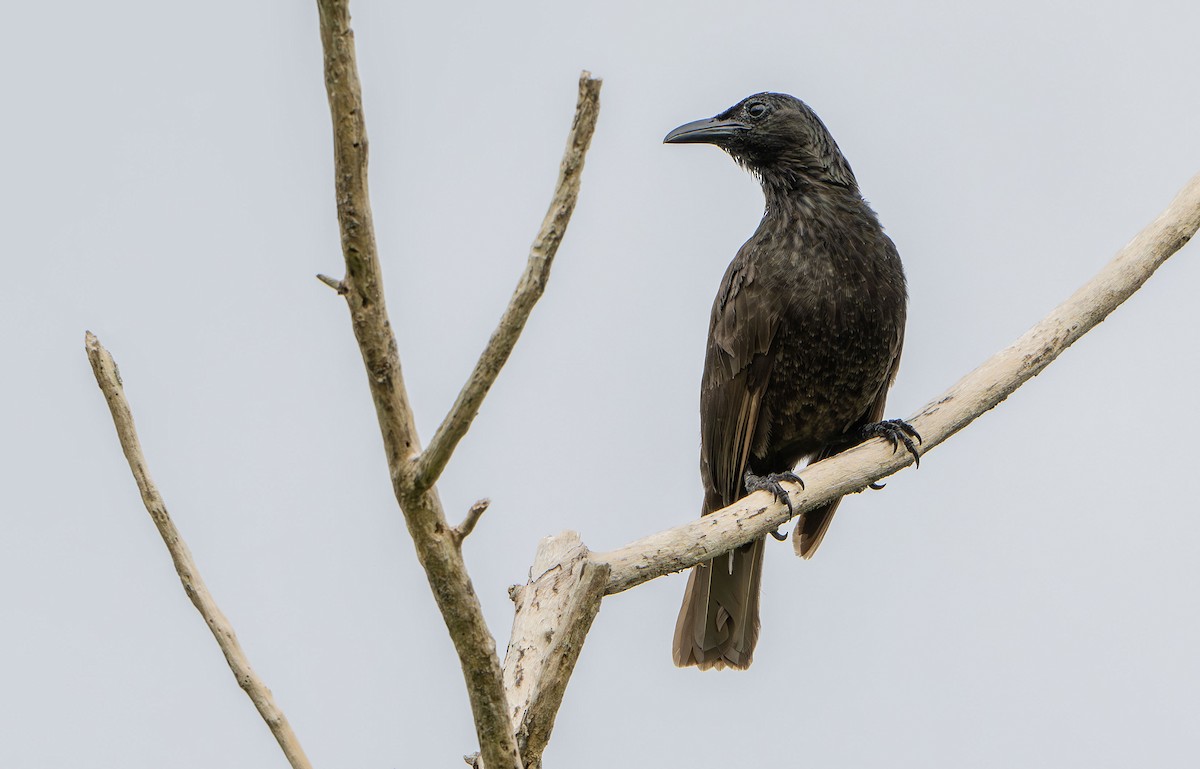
[84,330,106,356]
[84,332,123,385]
[576,73,603,102]
[453,498,491,543]
[316,273,348,294]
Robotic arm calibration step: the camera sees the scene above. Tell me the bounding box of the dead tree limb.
[84,333,314,769]
[593,170,1200,594]
[493,533,609,769]
[476,172,1198,766]
[314,2,600,767]
[416,76,602,492]
[316,2,516,766]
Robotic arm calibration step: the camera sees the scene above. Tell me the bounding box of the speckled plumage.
[667,93,907,670]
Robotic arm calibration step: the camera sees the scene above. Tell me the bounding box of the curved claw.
[744,469,804,515]
[769,527,789,542]
[861,419,922,468]
[869,481,887,490]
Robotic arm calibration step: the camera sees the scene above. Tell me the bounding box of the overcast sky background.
[3,1,1199,767]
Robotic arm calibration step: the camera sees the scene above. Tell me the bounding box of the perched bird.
[667,93,917,670]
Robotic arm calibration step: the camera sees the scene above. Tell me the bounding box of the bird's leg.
[744,469,805,541]
[859,419,922,467]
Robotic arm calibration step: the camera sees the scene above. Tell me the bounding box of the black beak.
[663,116,749,145]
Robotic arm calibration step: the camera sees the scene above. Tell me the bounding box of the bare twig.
[594,171,1200,594]
[316,273,347,294]
[84,332,314,769]
[415,74,603,492]
[454,498,491,544]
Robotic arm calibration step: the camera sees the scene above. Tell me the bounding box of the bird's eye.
[746,102,768,119]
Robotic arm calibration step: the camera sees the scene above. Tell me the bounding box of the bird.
[666,92,918,670]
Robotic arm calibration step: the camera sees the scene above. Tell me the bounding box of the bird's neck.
[760,176,867,227]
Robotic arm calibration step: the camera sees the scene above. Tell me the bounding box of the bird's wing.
[867,333,905,423]
[700,252,780,511]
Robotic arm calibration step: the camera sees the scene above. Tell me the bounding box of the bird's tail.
[672,535,764,670]
[793,438,853,558]
[793,496,844,558]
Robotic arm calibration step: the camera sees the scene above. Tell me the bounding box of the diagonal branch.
[594,170,1200,594]
[316,0,423,482]
[415,74,602,492]
[84,332,314,769]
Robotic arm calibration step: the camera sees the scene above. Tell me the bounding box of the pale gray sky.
[3,1,1199,767]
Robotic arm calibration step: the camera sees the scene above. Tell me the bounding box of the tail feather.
[793,439,852,558]
[793,496,843,558]
[672,536,764,669]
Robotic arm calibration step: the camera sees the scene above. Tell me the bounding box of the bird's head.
[664,92,856,189]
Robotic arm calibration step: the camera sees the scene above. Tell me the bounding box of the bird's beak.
[663,116,749,145]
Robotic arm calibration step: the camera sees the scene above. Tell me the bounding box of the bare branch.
[454,498,491,544]
[315,3,527,767]
[315,0,423,481]
[594,171,1200,594]
[415,73,603,492]
[84,332,314,769]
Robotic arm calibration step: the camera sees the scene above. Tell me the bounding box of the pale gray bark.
[85,333,314,769]
[595,171,1200,594]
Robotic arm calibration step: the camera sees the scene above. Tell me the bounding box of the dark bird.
[666,93,917,670]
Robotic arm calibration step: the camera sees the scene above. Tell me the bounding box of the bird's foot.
[860,419,922,467]
[744,469,804,517]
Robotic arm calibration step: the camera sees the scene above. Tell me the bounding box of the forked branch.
[315,2,601,767]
